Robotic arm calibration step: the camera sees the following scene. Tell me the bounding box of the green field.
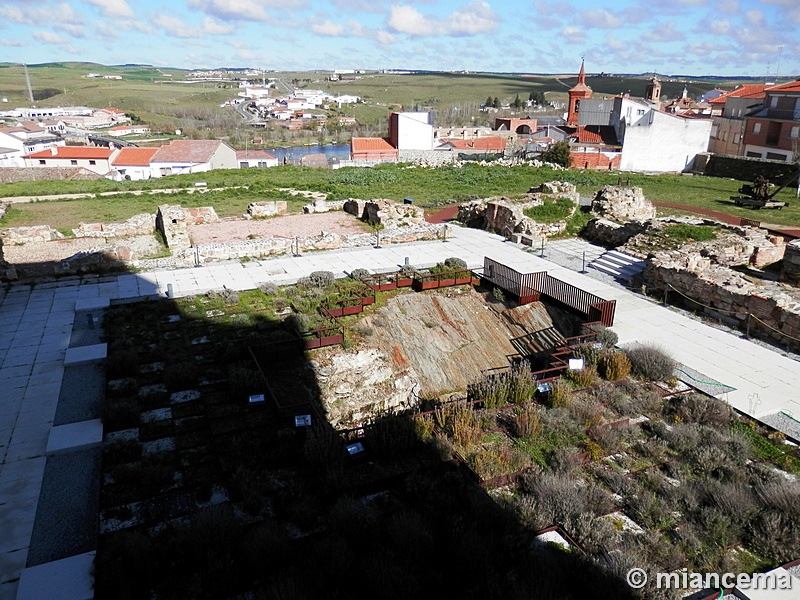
[2,164,798,232]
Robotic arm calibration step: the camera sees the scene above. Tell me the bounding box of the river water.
[266,143,351,164]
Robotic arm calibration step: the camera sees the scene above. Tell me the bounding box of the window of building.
[766,152,786,161]
[753,122,761,134]
[734,134,740,144]
[38,159,46,165]
[70,160,78,165]
[89,160,96,165]
[636,109,645,116]
[239,162,249,168]
[770,96,778,108]
[791,126,799,139]
[257,161,267,168]
[746,151,762,158]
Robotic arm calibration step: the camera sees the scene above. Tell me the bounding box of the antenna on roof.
[22,63,34,103]
[776,45,784,85]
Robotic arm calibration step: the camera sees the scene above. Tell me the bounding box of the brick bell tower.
[567,59,592,127]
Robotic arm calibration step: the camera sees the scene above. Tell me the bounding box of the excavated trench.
[314,287,583,427]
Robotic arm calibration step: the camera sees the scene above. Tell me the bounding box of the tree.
[492,97,500,109]
[512,94,522,110]
[485,95,493,108]
[542,141,572,168]
[529,90,546,105]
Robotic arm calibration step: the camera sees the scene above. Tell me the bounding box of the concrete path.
[1,224,800,598]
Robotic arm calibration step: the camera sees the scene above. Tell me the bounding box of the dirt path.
[188,212,367,244]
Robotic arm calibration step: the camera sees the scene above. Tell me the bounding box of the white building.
[0,123,64,167]
[23,145,120,175]
[149,140,237,177]
[110,147,159,181]
[334,94,360,106]
[389,111,434,151]
[235,150,278,168]
[577,96,712,172]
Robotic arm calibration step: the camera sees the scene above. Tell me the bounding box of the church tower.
[645,76,662,103]
[567,59,592,127]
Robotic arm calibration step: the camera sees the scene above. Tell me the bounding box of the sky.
[1,0,799,78]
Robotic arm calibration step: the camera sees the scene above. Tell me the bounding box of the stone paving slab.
[46,420,103,454]
[16,551,94,600]
[63,344,107,366]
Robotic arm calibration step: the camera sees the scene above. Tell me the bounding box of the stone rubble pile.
[0,225,65,245]
[456,182,578,242]
[245,201,287,219]
[591,185,656,222]
[156,205,220,252]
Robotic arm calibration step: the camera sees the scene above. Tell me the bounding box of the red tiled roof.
[764,79,800,94]
[112,147,159,166]
[709,84,770,104]
[574,126,619,146]
[24,146,114,159]
[351,137,396,152]
[441,137,507,151]
[151,140,225,163]
[235,150,277,160]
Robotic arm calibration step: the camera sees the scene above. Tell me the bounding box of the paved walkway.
[1,225,800,598]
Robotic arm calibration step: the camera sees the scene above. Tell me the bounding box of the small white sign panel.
[295,414,312,427]
[568,358,585,371]
[248,394,265,404]
[346,442,365,455]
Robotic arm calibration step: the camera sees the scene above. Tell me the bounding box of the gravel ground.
[54,364,104,426]
[188,212,367,245]
[3,237,103,264]
[27,449,101,566]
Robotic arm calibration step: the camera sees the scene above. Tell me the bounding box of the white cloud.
[55,23,87,38]
[188,0,277,22]
[709,19,731,35]
[203,17,234,35]
[642,21,684,42]
[579,9,622,29]
[83,0,134,18]
[376,30,397,45]
[447,2,501,36]
[744,9,765,27]
[561,26,585,43]
[153,14,198,38]
[312,20,346,36]
[388,6,436,36]
[32,30,68,44]
[388,2,499,37]
[0,39,25,47]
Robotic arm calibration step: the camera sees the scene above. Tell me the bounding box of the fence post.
[581,251,586,273]
[746,312,751,339]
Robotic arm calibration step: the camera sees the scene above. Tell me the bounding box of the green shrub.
[220,288,239,304]
[625,343,676,381]
[591,325,618,348]
[309,270,335,286]
[547,380,574,408]
[492,286,505,302]
[512,405,541,439]
[164,360,199,392]
[258,282,279,295]
[598,351,632,381]
[228,364,264,398]
[106,349,139,379]
[444,257,468,269]
[350,268,370,280]
[565,365,598,388]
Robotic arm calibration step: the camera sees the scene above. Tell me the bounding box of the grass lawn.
[2,164,799,231]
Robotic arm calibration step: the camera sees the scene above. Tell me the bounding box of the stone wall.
[457,195,569,240]
[0,225,65,245]
[583,218,649,248]
[783,240,800,285]
[72,213,155,238]
[0,167,102,183]
[182,222,444,265]
[644,258,800,351]
[156,205,219,251]
[591,186,656,222]
[343,198,426,227]
[302,200,346,214]
[695,153,800,183]
[397,149,457,165]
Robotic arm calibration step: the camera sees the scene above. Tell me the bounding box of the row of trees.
[484,90,548,110]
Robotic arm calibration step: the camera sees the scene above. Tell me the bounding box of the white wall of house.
[743,145,793,161]
[395,112,434,150]
[24,154,117,175]
[208,143,237,170]
[149,162,210,178]
[238,156,278,168]
[620,110,712,172]
[111,165,154,181]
